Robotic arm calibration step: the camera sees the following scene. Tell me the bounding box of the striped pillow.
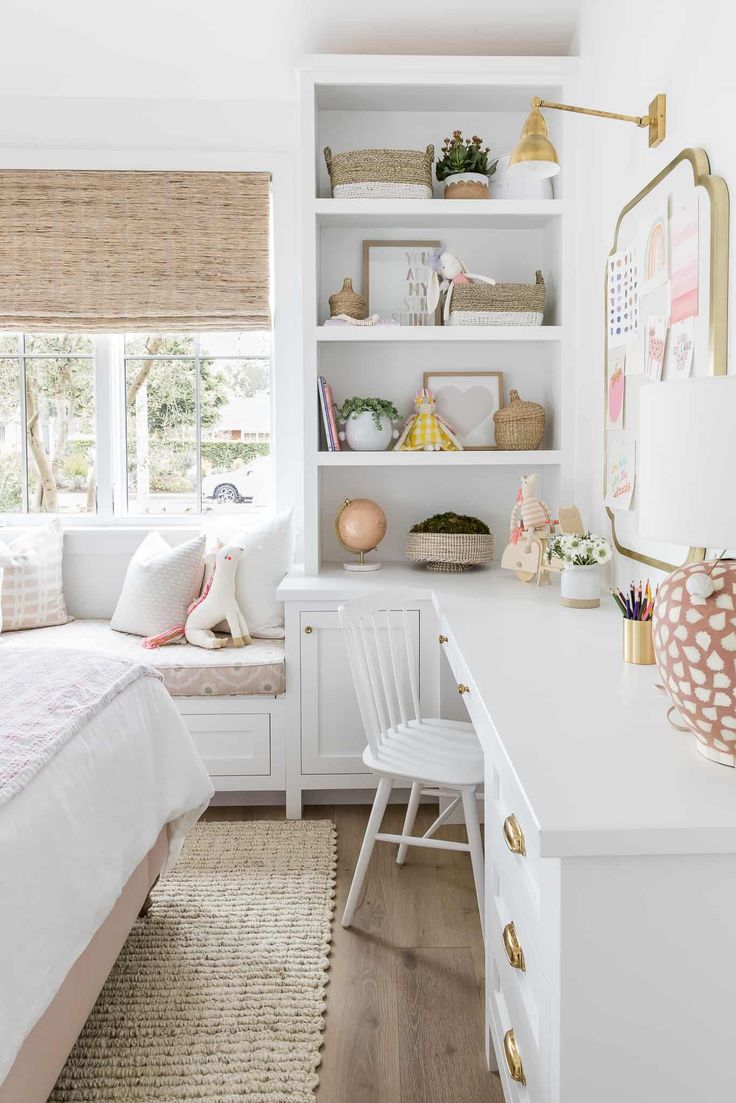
[0,520,71,632]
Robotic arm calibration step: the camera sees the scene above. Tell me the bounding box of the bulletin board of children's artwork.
[604,148,729,571]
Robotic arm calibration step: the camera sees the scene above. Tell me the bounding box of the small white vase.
[560,564,600,609]
[442,172,490,199]
[340,411,396,452]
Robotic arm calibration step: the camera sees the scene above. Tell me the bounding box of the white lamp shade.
[638,376,736,548]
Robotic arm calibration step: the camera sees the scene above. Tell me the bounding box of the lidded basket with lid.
[493,389,546,450]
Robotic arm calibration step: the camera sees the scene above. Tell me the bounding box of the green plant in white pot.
[337,397,400,452]
[435,131,498,199]
[546,531,612,609]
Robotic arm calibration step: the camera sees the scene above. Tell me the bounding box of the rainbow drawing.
[644,216,667,280]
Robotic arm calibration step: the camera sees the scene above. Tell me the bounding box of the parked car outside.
[201,456,271,506]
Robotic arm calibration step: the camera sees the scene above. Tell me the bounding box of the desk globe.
[336,497,387,571]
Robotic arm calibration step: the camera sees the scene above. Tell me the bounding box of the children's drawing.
[607,246,639,347]
[606,347,626,429]
[605,432,635,512]
[670,197,699,323]
[666,318,695,379]
[644,315,668,382]
[638,202,669,294]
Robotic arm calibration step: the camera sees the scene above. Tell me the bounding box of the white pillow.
[0,520,70,632]
[111,532,205,638]
[204,510,294,639]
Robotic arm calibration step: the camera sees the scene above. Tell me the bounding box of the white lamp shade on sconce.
[638,376,736,549]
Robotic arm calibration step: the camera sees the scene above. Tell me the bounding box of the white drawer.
[182,712,271,776]
[488,966,547,1103]
[488,863,548,1048]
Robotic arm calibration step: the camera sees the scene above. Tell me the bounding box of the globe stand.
[343,550,382,572]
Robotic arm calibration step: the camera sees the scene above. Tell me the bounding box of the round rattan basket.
[328,278,367,319]
[405,532,494,572]
[493,389,546,450]
[324,145,434,199]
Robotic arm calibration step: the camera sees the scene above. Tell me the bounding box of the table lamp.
[638,376,736,766]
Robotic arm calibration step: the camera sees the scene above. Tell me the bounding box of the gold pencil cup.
[623,619,655,665]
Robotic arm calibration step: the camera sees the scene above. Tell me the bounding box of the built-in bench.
[5,619,286,698]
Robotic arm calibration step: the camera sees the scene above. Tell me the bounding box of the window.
[0,331,272,519]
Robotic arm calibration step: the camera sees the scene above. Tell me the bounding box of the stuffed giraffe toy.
[509,473,554,544]
[142,542,251,651]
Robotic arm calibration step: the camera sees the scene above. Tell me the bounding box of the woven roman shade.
[0,170,270,331]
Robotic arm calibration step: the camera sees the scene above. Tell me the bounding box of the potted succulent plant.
[337,397,400,451]
[546,531,612,608]
[435,131,497,199]
[405,511,494,572]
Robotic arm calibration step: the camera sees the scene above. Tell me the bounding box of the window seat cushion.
[1,620,285,698]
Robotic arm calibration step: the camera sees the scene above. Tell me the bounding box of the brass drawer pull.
[457,683,469,695]
[502,814,526,856]
[304,625,313,634]
[502,922,526,971]
[503,1029,526,1085]
[439,634,448,644]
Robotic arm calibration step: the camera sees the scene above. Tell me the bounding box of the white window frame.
[0,149,300,538]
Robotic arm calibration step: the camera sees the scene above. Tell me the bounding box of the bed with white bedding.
[0,648,214,1101]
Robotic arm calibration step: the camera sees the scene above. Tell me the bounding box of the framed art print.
[362,240,442,325]
[423,370,504,449]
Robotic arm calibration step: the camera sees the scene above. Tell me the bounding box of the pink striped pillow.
[0,520,71,632]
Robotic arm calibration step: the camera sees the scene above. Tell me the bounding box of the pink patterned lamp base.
[653,561,736,766]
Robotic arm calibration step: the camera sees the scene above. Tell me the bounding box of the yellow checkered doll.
[394,388,463,452]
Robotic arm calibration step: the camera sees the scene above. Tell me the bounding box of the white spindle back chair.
[338,589,485,931]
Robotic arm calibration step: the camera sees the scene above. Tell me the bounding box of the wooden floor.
[204,803,503,1103]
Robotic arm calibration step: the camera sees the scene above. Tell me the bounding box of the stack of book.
[318,376,341,451]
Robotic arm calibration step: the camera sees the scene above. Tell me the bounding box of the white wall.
[574,0,736,583]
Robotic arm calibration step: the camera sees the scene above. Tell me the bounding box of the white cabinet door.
[300,608,421,775]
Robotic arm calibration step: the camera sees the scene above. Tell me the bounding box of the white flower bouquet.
[546,531,612,567]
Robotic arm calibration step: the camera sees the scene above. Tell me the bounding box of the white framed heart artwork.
[423,371,504,449]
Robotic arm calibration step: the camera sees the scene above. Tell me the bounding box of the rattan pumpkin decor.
[405,512,494,572]
[494,389,546,450]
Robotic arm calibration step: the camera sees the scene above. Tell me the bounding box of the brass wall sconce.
[510,94,666,179]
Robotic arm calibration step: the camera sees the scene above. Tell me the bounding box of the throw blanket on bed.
[0,648,161,806]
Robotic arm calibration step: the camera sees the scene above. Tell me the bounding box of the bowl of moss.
[405,512,494,572]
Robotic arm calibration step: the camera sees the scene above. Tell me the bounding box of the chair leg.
[396,781,422,865]
[342,776,393,928]
[461,789,485,928]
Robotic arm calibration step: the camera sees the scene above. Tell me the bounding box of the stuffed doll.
[394,389,463,452]
[508,473,554,544]
[426,250,497,324]
[142,542,251,650]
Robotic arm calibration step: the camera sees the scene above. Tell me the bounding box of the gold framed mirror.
[604,148,729,571]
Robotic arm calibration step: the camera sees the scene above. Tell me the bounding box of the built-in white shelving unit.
[298,55,577,570]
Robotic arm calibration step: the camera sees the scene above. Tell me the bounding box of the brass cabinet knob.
[438,634,448,644]
[502,922,526,972]
[502,813,526,856]
[304,625,313,634]
[503,1029,526,1085]
[457,683,469,695]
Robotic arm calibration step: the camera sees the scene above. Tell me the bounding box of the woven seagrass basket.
[328,278,367,319]
[324,145,434,199]
[405,531,494,572]
[493,389,546,450]
[449,270,545,326]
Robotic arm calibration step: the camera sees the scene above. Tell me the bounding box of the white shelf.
[317,450,562,467]
[314,198,564,229]
[316,325,562,343]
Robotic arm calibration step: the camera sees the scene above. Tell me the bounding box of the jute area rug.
[51,819,337,1102]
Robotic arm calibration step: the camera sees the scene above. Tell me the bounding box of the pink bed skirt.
[0,827,169,1103]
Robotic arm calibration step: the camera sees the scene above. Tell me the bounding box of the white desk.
[279,564,736,1102]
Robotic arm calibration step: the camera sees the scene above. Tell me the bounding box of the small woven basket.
[493,389,546,450]
[324,145,434,199]
[449,270,545,326]
[328,278,367,319]
[405,532,494,572]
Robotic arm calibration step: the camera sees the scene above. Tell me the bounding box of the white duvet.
[0,675,214,1083]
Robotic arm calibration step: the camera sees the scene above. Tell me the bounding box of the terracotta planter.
[442,172,490,199]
